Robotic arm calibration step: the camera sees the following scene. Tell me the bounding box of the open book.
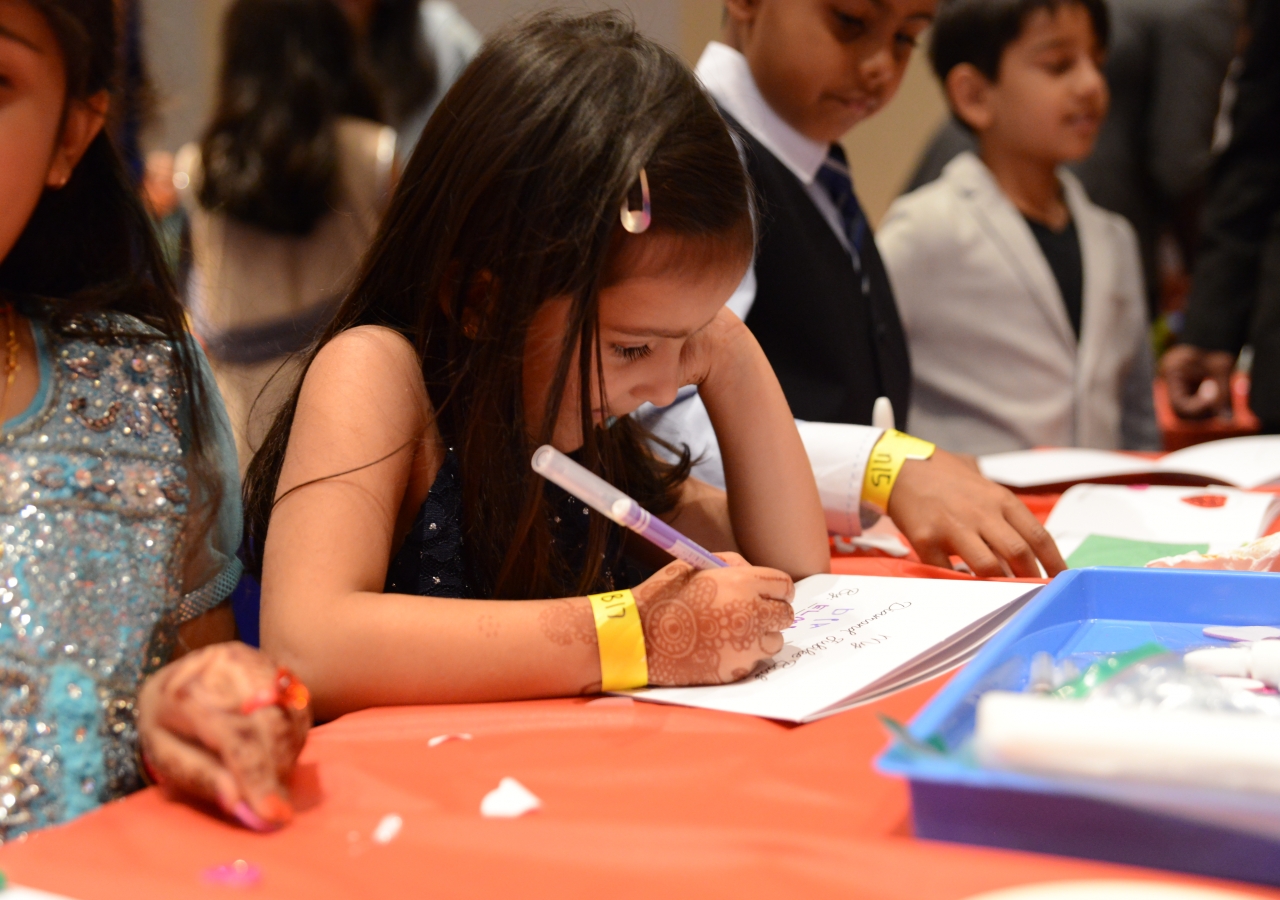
[978,435,1280,491]
[625,575,1040,724]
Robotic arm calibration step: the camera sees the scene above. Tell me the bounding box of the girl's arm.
[260,327,792,719]
[663,309,830,580]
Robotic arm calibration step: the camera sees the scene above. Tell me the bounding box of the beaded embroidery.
[0,315,200,839]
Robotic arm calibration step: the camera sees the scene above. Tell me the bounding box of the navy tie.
[815,143,868,261]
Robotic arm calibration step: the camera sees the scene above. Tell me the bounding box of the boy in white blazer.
[879,0,1161,455]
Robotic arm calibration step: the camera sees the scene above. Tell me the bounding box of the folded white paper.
[979,435,1280,490]
[627,575,1039,723]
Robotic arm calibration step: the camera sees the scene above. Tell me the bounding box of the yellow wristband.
[862,429,937,516]
[588,589,648,691]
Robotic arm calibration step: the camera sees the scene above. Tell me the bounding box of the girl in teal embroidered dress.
[0,0,310,839]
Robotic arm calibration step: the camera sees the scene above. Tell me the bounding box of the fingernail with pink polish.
[233,800,277,832]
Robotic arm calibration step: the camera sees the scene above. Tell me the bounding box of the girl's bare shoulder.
[299,325,434,435]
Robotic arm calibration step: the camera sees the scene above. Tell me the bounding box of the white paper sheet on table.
[625,575,1040,723]
[978,435,1280,490]
[1046,484,1280,561]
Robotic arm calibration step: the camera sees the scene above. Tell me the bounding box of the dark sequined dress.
[384,452,648,598]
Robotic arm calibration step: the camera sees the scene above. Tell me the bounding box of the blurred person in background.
[176,0,396,472]
[907,0,1239,324]
[1163,0,1280,431]
[111,0,150,184]
[334,0,481,158]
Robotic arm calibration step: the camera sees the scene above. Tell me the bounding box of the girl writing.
[248,12,830,720]
[0,0,307,837]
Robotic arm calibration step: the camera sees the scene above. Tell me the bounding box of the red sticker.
[1182,494,1228,508]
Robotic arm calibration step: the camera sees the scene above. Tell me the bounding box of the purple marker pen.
[531,445,728,571]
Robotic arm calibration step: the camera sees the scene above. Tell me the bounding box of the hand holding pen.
[533,445,728,570]
[533,446,796,684]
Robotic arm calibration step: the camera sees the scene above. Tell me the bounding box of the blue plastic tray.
[876,567,1280,884]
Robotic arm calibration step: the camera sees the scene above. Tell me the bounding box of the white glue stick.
[975,691,1280,794]
[1185,640,1280,687]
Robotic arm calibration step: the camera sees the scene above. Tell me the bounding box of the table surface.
[4,499,1279,898]
[2,555,1278,898]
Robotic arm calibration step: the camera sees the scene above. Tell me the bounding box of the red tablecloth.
[3,493,1279,898]
[3,691,1277,899]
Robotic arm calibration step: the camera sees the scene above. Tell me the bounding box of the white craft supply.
[975,691,1280,794]
[1184,647,1252,678]
[372,814,403,844]
[480,777,541,818]
[427,733,472,748]
[1185,640,1280,687]
[1214,676,1267,692]
[1203,625,1280,643]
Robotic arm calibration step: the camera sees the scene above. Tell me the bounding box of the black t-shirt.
[1025,216,1083,340]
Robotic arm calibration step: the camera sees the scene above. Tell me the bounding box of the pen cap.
[531,445,633,525]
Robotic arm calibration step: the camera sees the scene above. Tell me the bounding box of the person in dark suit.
[1163,0,1280,431]
[906,0,1238,318]
[640,0,1066,579]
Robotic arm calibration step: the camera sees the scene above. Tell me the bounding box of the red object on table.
[1157,372,1260,452]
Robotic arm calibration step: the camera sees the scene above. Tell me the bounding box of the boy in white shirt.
[641,0,1067,577]
[878,0,1160,455]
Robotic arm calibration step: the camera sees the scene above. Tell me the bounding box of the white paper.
[480,777,541,818]
[2,889,81,900]
[978,448,1156,488]
[628,575,1038,723]
[1159,435,1280,489]
[979,435,1280,490]
[1046,484,1280,559]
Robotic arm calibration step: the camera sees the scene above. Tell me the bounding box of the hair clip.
[620,168,651,234]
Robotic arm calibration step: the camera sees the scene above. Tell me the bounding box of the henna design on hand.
[637,568,791,686]
[477,613,500,639]
[538,600,595,647]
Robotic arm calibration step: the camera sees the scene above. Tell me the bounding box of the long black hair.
[198,0,381,236]
[0,0,224,586]
[362,0,438,128]
[244,12,755,599]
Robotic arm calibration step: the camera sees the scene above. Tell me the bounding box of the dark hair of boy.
[930,0,1110,90]
[362,0,439,128]
[198,0,382,236]
[244,12,755,600]
[0,0,224,578]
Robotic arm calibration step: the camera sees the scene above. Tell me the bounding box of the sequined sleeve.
[174,340,243,623]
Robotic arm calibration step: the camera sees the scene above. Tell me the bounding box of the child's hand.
[888,449,1066,579]
[675,306,753,390]
[137,642,312,831]
[634,553,794,685]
